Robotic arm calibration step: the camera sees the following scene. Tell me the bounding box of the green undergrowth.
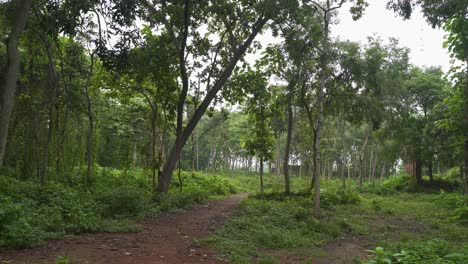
[361,192,468,264]
[202,187,363,263]
[364,239,468,264]
[0,169,235,248]
[362,171,463,195]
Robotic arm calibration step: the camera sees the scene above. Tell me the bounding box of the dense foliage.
[0,170,234,248]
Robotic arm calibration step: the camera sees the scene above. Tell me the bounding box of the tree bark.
[0,0,32,167]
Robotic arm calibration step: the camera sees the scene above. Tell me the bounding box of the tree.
[0,0,32,167]
[387,0,468,193]
[234,69,276,194]
[137,0,300,192]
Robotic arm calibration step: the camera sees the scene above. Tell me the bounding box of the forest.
[0,0,467,263]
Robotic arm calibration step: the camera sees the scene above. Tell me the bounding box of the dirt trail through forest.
[0,194,247,264]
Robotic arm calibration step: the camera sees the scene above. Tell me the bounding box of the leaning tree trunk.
[0,0,32,167]
[156,17,268,193]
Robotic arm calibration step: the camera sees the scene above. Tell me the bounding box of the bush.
[451,207,468,226]
[96,187,149,217]
[175,172,236,196]
[153,187,210,211]
[320,188,361,209]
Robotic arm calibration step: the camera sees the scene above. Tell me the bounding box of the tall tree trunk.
[372,152,378,185]
[0,0,32,167]
[464,56,468,195]
[151,114,157,191]
[337,115,346,189]
[284,90,293,194]
[313,1,332,219]
[40,32,58,185]
[309,131,318,192]
[260,156,264,194]
[359,123,372,188]
[313,104,324,218]
[191,132,195,172]
[84,54,95,185]
[340,159,345,189]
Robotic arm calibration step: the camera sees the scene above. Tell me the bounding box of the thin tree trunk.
[151,114,157,191]
[428,158,433,182]
[0,0,32,167]
[260,156,264,194]
[380,161,386,182]
[284,90,293,194]
[40,32,58,185]
[191,132,195,172]
[313,0,332,219]
[464,56,468,195]
[372,152,378,185]
[359,123,372,188]
[178,158,183,192]
[84,54,95,185]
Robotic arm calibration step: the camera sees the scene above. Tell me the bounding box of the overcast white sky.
[332,0,451,72]
[251,0,452,73]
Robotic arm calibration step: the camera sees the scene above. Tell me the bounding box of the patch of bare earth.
[0,194,247,264]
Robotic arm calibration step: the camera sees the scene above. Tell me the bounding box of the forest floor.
[1,191,466,264]
[269,214,429,264]
[0,194,247,264]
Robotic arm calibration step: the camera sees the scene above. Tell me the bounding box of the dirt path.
[0,194,247,264]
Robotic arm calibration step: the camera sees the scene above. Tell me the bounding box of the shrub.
[451,207,468,226]
[320,188,361,209]
[153,187,210,211]
[96,187,149,218]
